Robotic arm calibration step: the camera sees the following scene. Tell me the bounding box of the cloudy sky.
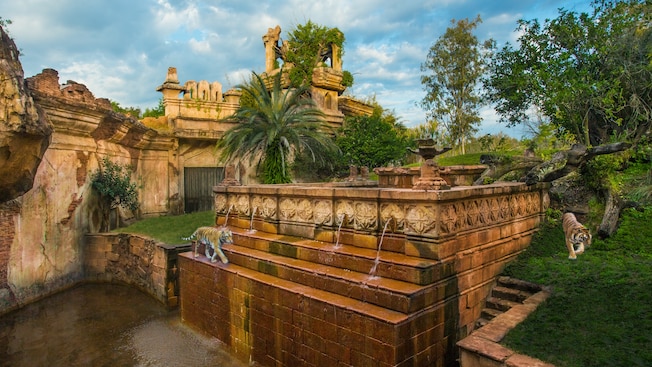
[1,0,591,138]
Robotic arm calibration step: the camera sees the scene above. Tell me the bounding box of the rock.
[0,26,52,202]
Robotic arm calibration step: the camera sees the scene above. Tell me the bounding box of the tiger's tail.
[181,231,197,241]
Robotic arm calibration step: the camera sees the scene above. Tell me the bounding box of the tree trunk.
[598,189,622,239]
[473,154,542,185]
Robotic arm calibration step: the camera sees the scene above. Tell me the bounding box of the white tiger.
[182,226,233,264]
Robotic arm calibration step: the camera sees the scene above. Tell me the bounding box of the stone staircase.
[217,227,447,315]
[476,276,544,328]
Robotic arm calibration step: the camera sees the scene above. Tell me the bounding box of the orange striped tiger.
[562,213,592,260]
[182,226,233,264]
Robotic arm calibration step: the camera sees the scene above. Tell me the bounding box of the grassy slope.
[502,207,652,367]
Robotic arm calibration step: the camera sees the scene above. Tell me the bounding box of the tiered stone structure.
[180,182,549,366]
[260,25,373,127]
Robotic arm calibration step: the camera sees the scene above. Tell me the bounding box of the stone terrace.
[179,182,549,367]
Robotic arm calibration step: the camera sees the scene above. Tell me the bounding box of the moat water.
[0,283,248,367]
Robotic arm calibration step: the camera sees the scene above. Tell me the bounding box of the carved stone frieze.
[405,205,437,235]
[335,201,354,228]
[252,195,277,220]
[236,195,250,215]
[354,202,377,231]
[313,200,332,225]
[380,203,404,230]
[440,204,460,234]
[296,199,313,222]
[279,198,296,220]
[215,194,228,213]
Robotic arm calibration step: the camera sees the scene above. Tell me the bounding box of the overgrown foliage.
[484,0,652,146]
[216,70,338,184]
[91,157,140,230]
[285,21,352,88]
[336,106,411,169]
[420,15,494,154]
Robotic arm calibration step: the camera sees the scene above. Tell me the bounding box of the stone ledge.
[457,289,553,367]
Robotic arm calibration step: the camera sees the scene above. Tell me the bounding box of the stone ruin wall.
[0,68,180,315]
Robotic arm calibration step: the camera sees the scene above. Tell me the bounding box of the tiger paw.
[568,255,577,260]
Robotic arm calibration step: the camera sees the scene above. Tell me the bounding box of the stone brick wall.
[84,233,190,308]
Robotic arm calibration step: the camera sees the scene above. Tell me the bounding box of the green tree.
[484,0,652,146]
[142,98,165,118]
[420,15,494,154]
[110,101,141,119]
[216,70,338,184]
[336,107,411,169]
[285,21,353,88]
[91,157,140,231]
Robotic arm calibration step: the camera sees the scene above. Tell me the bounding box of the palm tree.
[216,70,338,184]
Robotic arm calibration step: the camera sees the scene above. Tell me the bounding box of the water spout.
[368,217,393,279]
[247,207,258,233]
[334,213,346,249]
[221,204,233,229]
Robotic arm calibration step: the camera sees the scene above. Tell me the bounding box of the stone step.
[229,228,444,286]
[496,276,542,293]
[480,307,503,320]
[491,286,533,303]
[184,254,409,325]
[485,296,521,312]
[222,243,440,314]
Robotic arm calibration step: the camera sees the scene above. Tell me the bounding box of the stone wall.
[0,68,180,315]
[84,233,190,308]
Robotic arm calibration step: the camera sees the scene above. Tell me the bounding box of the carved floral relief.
[354,202,377,231]
[296,199,313,222]
[380,203,404,230]
[335,201,354,227]
[313,200,332,225]
[279,198,296,220]
[215,194,227,213]
[405,205,437,235]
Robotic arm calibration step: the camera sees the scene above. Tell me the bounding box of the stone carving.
[252,195,277,219]
[405,205,437,234]
[409,138,451,191]
[380,203,404,230]
[279,198,296,220]
[296,199,313,222]
[236,195,250,215]
[219,165,240,186]
[354,202,378,231]
[335,201,354,227]
[313,200,332,225]
[215,194,228,213]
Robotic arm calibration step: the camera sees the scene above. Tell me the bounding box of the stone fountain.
[409,138,452,191]
[179,178,549,366]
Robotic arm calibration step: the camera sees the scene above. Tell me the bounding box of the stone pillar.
[262,25,282,73]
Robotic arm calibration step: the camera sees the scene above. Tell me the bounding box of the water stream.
[334,213,345,249]
[247,207,257,233]
[222,204,233,228]
[368,217,393,280]
[0,284,247,367]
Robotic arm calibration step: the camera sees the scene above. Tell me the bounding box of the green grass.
[502,207,652,367]
[405,151,522,167]
[112,210,215,244]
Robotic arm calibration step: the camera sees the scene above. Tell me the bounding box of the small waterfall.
[221,204,233,228]
[334,214,345,249]
[368,217,393,279]
[247,207,258,233]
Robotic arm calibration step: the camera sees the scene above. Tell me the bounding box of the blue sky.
[1,0,591,138]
